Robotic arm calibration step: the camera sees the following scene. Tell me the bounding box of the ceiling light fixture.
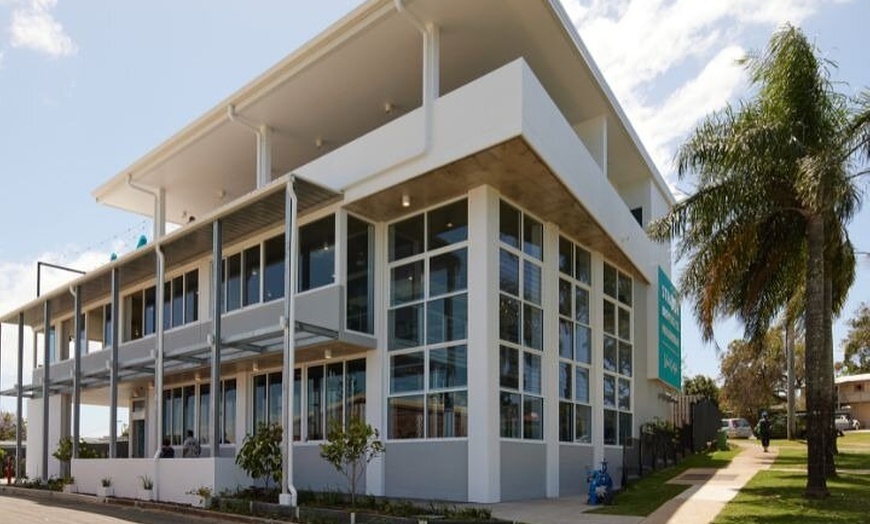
[401,193,411,208]
[325,349,333,360]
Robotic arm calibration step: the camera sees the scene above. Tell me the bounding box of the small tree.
[235,423,282,490]
[320,418,385,507]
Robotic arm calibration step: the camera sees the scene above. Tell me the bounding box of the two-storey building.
[0,0,679,504]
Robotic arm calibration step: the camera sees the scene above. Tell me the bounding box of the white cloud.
[559,0,847,188]
[9,0,77,58]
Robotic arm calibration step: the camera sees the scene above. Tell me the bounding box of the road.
[0,493,245,524]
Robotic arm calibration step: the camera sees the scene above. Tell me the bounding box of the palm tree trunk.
[786,319,796,440]
[824,254,838,471]
[804,213,829,498]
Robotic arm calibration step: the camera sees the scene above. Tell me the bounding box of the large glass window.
[387,199,469,440]
[299,214,336,292]
[603,262,633,445]
[346,216,374,334]
[165,379,235,448]
[225,254,241,312]
[498,201,544,440]
[289,359,366,441]
[263,234,285,302]
[253,371,282,431]
[558,237,594,443]
[243,245,261,306]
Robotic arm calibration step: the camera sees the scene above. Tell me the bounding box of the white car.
[835,415,860,433]
[722,418,753,439]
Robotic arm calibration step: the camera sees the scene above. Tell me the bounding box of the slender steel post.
[280,176,298,506]
[109,268,120,457]
[36,261,85,297]
[16,313,24,482]
[155,246,166,456]
[210,220,223,457]
[42,301,51,481]
[73,285,82,458]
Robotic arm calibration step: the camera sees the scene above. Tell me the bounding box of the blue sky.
[0,0,868,436]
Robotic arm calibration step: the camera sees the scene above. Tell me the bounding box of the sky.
[0,0,868,436]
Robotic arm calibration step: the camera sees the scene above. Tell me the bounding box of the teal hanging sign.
[658,267,681,390]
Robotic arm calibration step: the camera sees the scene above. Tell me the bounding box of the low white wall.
[72,458,156,497]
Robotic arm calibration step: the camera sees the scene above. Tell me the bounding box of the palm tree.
[650,25,870,498]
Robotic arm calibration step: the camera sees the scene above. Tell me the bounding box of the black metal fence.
[621,396,721,485]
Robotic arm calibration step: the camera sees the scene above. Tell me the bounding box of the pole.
[210,220,223,457]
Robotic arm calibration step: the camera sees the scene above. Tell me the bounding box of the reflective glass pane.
[391,352,425,393]
[575,325,591,364]
[499,296,520,344]
[575,248,591,285]
[523,215,543,261]
[575,287,589,325]
[326,363,343,431]
[427,295,467,344]
[559,279,572,317]
[199,384,210,445]
[523,396,544,440]
[523,261,542,305]
[268,371,282,426]
[603,264,617,298]
[618,273,632,306]
[253,374,267,430]
[576,404,592,443]
[144,286,156,335]
[618,378,631,411]
[559,319,573,359]
[428,391,467,438]
[499,201,520,248]
[618,306,631,340]
[575,367,589,403]
[263,234,285,302]
[171,276,184,327]
[223,380,236,444]
[603,335,617,371]
[500,392,521,438]
[429,249,467,297]
[604,409,617,445]
[389,395,424,439]
[558,237,573,276]
[243,245,261,306]
[499,249,519,296]
[428,199,467,250]
[523,304,543,350]
[429,345,468,389]
[523,352,542,394]
[307,365,324,440]
[299,215,335,291]
[559,401,574,442]
[226,254,241,312]
[184,270,198,323]
[390,214,424,262]
[345,359,366,424]
[619,341,633,377]
[346,217,373,333]
[499,346,519,389]
[391,261,424,305]
[603,375,616,408]
[603,300,615,335]
[389,304,423,350]
[619,412,633,445]
[559,362,572,400]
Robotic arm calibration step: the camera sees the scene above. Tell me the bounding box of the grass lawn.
[714,433,870,524]
[588,447,740,516]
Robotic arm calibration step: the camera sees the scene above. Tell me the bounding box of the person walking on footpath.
[756,412,772,452]
[183,430,201,458]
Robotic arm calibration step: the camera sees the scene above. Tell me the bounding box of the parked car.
[835,415,860,433]
[722,418,753,439]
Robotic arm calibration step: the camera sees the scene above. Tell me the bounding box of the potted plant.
[138,475,153,501]
[97,477,113,498]
[187,485,212,508]
[62,476,77,493]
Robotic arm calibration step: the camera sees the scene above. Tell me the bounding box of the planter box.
[97,486,114,498]
[138,489,153,501]
[190,495,211,508]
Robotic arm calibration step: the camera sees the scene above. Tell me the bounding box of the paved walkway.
[488,440,776,524]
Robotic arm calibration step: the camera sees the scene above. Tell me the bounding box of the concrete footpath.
[488,440,776,524]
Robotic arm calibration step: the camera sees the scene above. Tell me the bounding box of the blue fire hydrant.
[586,459,613,505]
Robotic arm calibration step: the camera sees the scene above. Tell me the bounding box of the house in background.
[0,0,678,504]
[836,373,870,429]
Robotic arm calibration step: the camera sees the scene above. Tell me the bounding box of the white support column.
[257,125,272,188]
[466,185,500,502]
[41,301,51,481]
[366,220,388,496]
[542,222,560,497]
[16,313,24,481]
[72,285,82,458]
[210,221,223,458]
[154,247,166,458]
[590,252,605,467]
[155,187,166,240]
[280,177,299,507]
[423,23,440,104]
[109,268,120,458]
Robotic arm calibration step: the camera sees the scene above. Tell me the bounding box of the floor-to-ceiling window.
[558,236,593,443]
[602,262,633,445]
[387,199,469,439]
[164,379,236,446]
[346,215,374,334]
[498,200,544,440]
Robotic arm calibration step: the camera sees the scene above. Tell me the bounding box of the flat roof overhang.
[92,0,672,228]
[0,175,340,329]
[346,137,647,283]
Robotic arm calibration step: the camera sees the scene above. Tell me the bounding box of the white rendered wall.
[26,395,64,480]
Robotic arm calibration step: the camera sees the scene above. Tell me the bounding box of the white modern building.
[0,0,680,504]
